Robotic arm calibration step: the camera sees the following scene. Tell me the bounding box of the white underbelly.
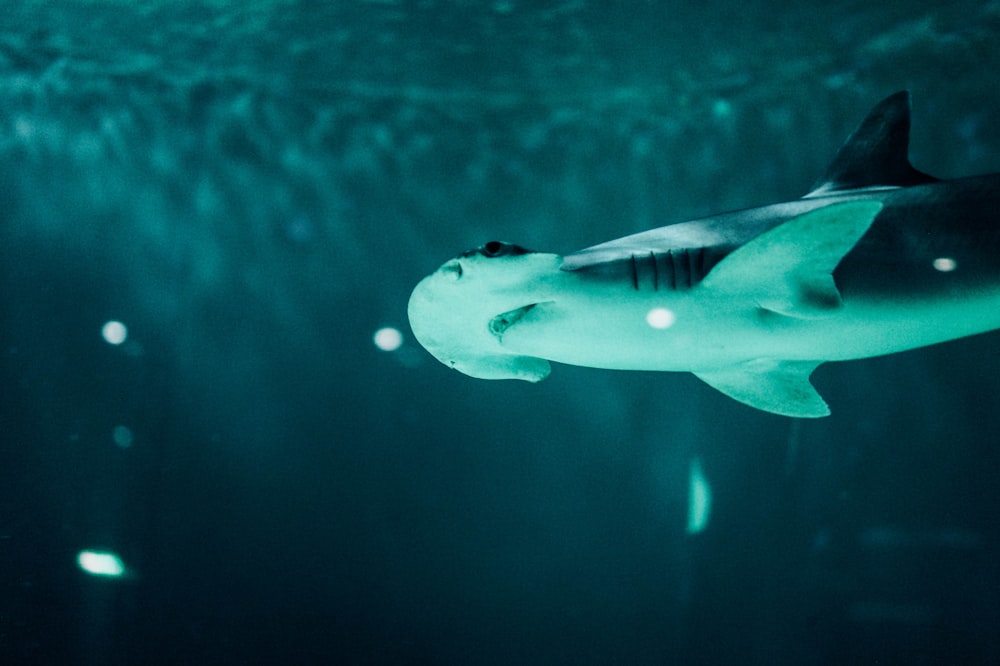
[499,288,1000,372]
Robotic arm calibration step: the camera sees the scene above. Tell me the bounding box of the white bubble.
[112,425,133,449]
[932,257,957,272]
[77,550,126,577]
[645,307,676,329]
[373,327,404,352]
[101,320,128,345]
[686,458,712,535]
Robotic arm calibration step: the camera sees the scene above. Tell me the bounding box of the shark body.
[408,92,1000,417]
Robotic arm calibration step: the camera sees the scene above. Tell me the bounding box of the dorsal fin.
[805,91,939,197]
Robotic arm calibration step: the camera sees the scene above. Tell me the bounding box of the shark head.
[407,241,561,381]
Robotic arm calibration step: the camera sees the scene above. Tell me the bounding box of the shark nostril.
[441,260,463,280]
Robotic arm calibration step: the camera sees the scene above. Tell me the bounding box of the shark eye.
[482,241,506,257]
[480,241,531,258]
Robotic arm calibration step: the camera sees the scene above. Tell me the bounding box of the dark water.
[2,1,1000,664]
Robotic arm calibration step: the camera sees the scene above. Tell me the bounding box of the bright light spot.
[686,458,712,535]
[646,307,676,330]
[712,98,733,119]
[101,320,128,345]
[112,425,133,449]
[373,327,404,352]
[77,550,126,577]
[933,257,957,272]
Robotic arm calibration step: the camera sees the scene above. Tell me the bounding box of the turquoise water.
[2,2,999,663]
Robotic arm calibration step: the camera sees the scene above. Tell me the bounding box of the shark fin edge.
[694,360,830,418]
[805,91,939,197]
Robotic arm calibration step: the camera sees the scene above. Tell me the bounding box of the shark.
[407,92,1000,417]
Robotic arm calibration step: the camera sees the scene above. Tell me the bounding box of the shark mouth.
[489,303,538,339]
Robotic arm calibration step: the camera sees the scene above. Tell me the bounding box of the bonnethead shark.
[407,92,1000,417]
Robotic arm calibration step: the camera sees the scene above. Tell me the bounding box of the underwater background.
[2,1,1000,664]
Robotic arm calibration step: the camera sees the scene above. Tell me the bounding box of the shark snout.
[408,250,563,383]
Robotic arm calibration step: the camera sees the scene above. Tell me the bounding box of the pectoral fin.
[700,201,884,318]
[694,360,829,418]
